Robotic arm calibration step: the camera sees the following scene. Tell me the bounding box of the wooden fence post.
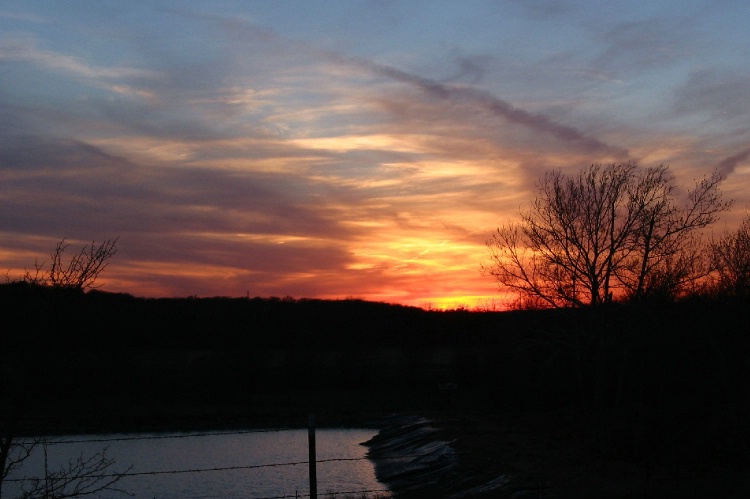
[308,413,317,499]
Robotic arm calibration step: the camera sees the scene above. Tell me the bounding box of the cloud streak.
[717,147,750,178]
[339,57,630,159]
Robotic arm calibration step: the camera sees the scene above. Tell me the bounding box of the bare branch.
[483,163,730,307]
[17,238,118,290]
[710,213,750,298]
[14,444,132,499]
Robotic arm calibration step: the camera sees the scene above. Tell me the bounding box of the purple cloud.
[350,58,629,159]
[717,148,750,177]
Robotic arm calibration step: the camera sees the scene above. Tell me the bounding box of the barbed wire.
[173,488,391,499]
[16,427,300,446]
[4,453,434,482]
[257,488,391,499]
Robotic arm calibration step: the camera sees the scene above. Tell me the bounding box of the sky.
[1,1,749,309]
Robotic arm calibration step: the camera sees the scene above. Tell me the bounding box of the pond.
[4,428,388,499]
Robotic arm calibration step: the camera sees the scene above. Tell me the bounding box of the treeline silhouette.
[2,281,748,465]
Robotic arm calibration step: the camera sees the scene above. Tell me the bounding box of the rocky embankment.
[364,415,535,498]
[365,412,750,499]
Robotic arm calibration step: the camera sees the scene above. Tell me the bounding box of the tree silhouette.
[0,439,130,499]
[711,213,750,298]
[482,163,729,307]
[1,238,128,499]
[21,239,118,290]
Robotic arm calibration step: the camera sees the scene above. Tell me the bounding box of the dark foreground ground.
[433,410,748,498]
[2,285,749,497]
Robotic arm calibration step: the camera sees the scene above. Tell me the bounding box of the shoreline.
[364,414,525,498]
[367,411,749,498]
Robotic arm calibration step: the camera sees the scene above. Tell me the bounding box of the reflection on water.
[5,429,386,499]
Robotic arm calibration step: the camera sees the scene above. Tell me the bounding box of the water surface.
[6,428,386,499]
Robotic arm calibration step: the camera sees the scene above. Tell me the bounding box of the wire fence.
[176,489,391,499]
[4,427,427,498]
[16,427,298,445]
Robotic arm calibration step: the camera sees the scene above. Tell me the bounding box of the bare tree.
[21,239,118,290]
[482,163,729,307]
[710,214,750,298]
[1,438,131,499]
[618,167,726,300]
[0,434,32,499]
[2,237,128,499]
[1,377,131,499]
[18,444,130,499]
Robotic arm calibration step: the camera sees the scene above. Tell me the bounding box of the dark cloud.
[0,132,373,298]
[672,68,750,121]
[0,134,132,172]
[445,54,492,84]
[592,16,696,74]
[0,135,357,249]
[353,59,629,159]
[506,0,578,21]
[716,147,750,177]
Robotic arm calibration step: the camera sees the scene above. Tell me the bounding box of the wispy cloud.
[0,38,161,81]
[0,10,48,23]
[591,15,698,75]
[672,68,750,122]
[345,58,630,159]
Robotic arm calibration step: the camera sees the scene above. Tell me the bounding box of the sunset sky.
[2,1,749,309]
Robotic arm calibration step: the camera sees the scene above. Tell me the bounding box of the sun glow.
[290,134,432,153]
